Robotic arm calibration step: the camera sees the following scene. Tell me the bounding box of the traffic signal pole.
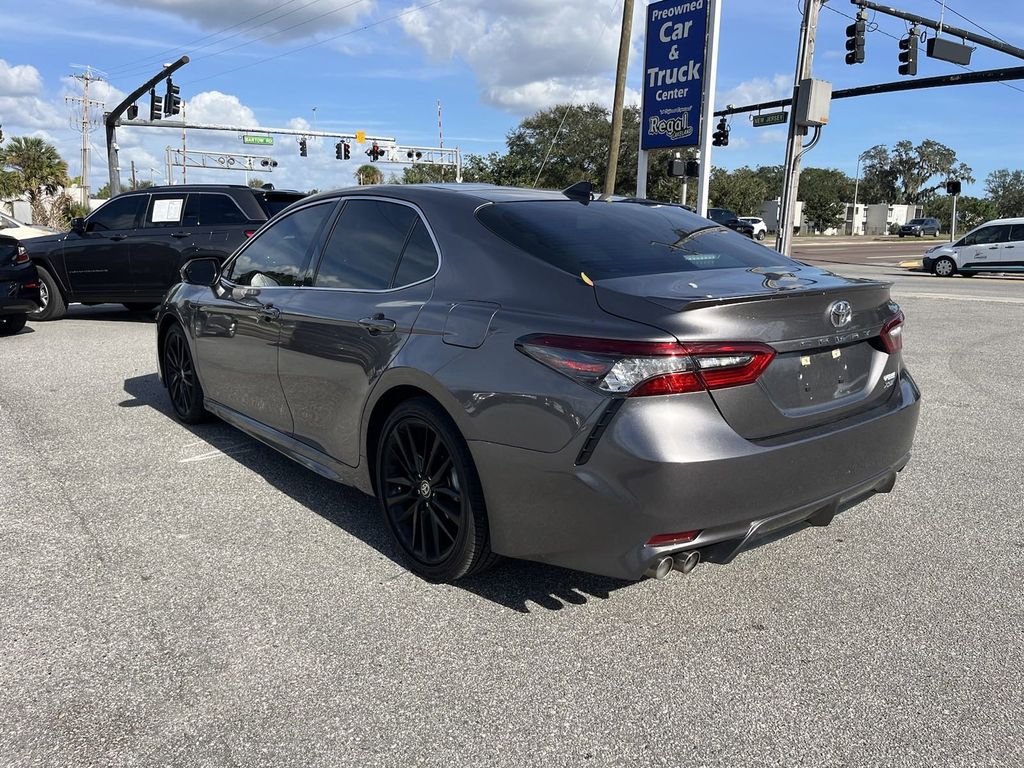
[695,0,722,217]
[777,0,822,256]
[104,56,190,197]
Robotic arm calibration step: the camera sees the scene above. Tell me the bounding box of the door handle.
[988,246,1000,249]
[358,314,397,335]
[1005,245,1015,249]
[171,232,192,238]
[108,234,127,241]
[257,304,280,321]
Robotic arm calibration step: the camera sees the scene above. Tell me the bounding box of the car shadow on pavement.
[121,372,633,613]
[66,304,157,323]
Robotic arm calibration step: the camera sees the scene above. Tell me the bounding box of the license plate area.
[762,342,876,409]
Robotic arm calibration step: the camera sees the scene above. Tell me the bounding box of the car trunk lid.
[594,265,902,439]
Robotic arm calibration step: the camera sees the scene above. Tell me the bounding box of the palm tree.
[354,163,384,186]
[0,137,69,225]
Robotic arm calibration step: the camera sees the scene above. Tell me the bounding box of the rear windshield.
[476,200,793,280]
[256,191,306,218]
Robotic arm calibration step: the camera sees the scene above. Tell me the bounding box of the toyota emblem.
[829,300,853,328]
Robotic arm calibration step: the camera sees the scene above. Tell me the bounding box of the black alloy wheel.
[376,398,495,582]
[28,266,66,321]
[163,324,207,423]
[0,314,27,336]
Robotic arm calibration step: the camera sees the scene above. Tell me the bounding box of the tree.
[401,164,451,184]
[984,169,1024,218]
[0,136,69,226]
[926,194,995,234]
[859,140,974,205]
[354,164,383,185]
[800,168,854,233]
[95,178,154,198]
[709,166,767,215]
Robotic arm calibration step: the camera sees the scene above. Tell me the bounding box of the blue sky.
[1,0,1021,196]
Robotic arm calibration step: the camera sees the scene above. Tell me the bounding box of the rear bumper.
[469,373,921,580]
[1,278,40,315]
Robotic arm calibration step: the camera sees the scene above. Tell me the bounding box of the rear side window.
[314,200,418,290]
[477,201,791,280]
[257,192,306,218]
[199,194,249,226]
[393,219,439,286]
[87,194,146,232]
[227,202,335,287]
[1009,224,1024,241]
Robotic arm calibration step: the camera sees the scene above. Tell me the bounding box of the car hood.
[925,243,955,255]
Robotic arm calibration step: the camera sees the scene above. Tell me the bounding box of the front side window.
[86,195,146,232]
[477,200,792,281]
[226,202,336,287]
[970,225,1012,246]
[314,200,418,290]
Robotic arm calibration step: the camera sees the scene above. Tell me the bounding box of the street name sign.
[641,0,711,150]
[242,135,274,146]
[752,111,788,127]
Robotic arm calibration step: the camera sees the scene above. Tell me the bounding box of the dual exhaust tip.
[645,550,701,580]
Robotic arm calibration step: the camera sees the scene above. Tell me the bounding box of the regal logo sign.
[641,0,710,150]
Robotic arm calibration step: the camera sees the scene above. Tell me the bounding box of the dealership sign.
[641,0,710,150]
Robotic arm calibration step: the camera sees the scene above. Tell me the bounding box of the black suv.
[0,235,40,336]
[707,207,756,238]
[25,184,305,320]
[899,217,940,238]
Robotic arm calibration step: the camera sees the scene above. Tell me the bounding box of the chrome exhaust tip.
[644,556,674,580]
[673,550,700,574]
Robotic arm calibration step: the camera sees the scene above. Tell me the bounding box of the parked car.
[23,184,306,321]
[899,217,940,238]
[708,207,756,238]
[922,218,1024,277]
[0,235,41,336]
[0,211,59,240]
[158,184,920,583]
[739,216,768,241]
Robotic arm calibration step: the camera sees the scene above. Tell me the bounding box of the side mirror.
[70,217,86,234]
[180,257,221,287]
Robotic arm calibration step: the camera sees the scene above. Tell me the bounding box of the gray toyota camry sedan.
[157,184,920,583]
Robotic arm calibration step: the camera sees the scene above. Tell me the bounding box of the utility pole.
[66,67,104,206]
[950,192,959,242]
[130,160,137,190]
[602,0,634,199]
[777,0,823,256]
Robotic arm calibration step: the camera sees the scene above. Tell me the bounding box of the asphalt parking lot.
[1,266,1022,767]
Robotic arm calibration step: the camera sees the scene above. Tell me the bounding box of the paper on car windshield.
[152,198,184,223]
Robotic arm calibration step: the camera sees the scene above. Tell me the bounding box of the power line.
[181,0,445,87]
[928,0,1008,46]
[821,3,1024,96]
[103,0,310,75]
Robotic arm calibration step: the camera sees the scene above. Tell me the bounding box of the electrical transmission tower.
[66,66,105,206]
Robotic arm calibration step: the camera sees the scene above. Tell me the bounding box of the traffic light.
[299,138,307,157]
[406,150,423,161]
[149,88,163,121]
[367,143,384,161]
[343,142,350,160]
[260,159,278,168]
[898,28,920,76]
[126,104,138,120]
[164,78,182,116]
[711,117,729,148]
[335,141,344,160]
[845,10,867,65]
[946,180,961,196]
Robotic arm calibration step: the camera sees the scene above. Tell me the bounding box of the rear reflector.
[881,311,904,354]
[647,530,701,547]
[516,334,775,397]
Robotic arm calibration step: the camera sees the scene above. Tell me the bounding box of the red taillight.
[244,230,256,238]
[13,244,29,265]
[647,530,701,547]
[881,311,904,354]
[516,334,775,397]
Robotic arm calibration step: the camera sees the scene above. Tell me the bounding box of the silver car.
[157,185,920,583]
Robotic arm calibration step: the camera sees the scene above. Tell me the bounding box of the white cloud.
[756,128,787,144]
[93,0,377,42]
[184,90,258,125]
[0,60,44,97]
[398,0,637,113]
[718,74,791,109]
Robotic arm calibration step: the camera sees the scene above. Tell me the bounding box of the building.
[761,199,924,236]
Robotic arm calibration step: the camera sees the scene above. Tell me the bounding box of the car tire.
[756,230,766,241]
[0,314,27,336]
[916,231,923,237]
[899,234,905,238]
[124,302,160,312]
[933,256,957,277]
[375,397,497,583]
[162,323,208,424]
[28,266,66,321]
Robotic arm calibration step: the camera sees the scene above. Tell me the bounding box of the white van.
[922,218,1024,277]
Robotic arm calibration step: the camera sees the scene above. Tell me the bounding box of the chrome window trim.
[220,194,442,295]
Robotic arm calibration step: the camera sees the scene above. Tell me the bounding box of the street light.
[852,150,870,236]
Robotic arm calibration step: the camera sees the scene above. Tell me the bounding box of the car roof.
[300,183,606,207]
[116,184,305,195]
